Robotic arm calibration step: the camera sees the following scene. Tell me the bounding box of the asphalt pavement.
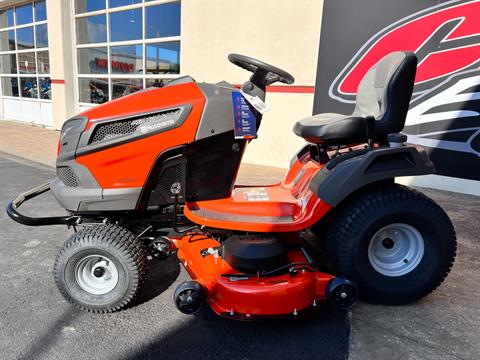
[0,153,349,360]
[2,141,480,360]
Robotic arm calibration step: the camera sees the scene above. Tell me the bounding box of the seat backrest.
[353,51,417,140]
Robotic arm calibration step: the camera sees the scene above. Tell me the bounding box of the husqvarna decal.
[232,92,257,139]
[314,0,480,180]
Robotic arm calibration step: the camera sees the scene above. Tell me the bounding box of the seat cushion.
[293,113,367,145]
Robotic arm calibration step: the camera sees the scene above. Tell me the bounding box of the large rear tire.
[322,184,456,305]
[54,224,148,313]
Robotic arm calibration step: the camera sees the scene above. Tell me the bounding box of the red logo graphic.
[330,0,480,102]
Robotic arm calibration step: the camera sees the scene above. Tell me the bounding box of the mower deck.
[175,234,334,318]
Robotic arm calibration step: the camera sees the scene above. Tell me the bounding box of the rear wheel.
[54,224,148,313]
[322,184,456,305]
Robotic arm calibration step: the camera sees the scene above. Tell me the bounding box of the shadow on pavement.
[123,306,349,360]
[18,257,181,360]
[20,308,81,360]
[133,256,181,306]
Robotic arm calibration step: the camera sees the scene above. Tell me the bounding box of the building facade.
[0,0,321,169]
[1,0,476,196]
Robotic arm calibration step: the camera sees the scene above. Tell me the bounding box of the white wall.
[181,0,323,168]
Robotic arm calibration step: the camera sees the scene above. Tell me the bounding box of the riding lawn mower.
[7,51,456,319]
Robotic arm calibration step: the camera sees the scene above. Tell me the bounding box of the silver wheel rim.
[368,223,425,277]
[75,255,119,295]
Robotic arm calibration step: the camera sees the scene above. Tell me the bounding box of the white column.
[46,0,76,129]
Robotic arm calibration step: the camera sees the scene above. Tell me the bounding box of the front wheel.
[323,184,456,305]
[54,224,148,313]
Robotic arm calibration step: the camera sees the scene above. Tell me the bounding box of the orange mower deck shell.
[76,83,206,189]
[175,234,333,318]
[183,154,332,232]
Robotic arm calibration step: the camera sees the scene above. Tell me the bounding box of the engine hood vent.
[89,108,182,145]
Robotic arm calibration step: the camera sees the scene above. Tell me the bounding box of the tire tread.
[323,183,456,304]
[54,224,148,313]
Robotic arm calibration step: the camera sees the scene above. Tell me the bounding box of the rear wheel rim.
[368,223,425,277]
[75,255,119,295]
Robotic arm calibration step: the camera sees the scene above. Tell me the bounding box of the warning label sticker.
[240,188,270,201]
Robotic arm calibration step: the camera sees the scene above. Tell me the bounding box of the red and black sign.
[94,57,134,73]
[314,0,480,181]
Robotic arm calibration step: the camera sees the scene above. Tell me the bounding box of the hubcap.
[75,255,119,295]
[368,223,424,277]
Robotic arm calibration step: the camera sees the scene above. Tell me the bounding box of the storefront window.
[17,27,35,50]
[20,77,37,98]
[110,0,141,8]
[146,78,170,88]
[79,78,109,104]
[2,76,18,96]
[110,45,142,74]
[146,41,180,74]
[77,47,108,74]
[109,9,142,42]
[0,2,50,100]
[36,51,49,73]
[0,53,16,73]
[39,77,51,99]
[18,52,36,74]
[35,23,48,48]
[146,2,180,39]
[75,0,181,104]
[75,0,106,14]
[0,30,15,51]
[76,15,107,44]
[16,3,33,25]
[0,8,14,28]
[35,1,47,22]
[112,78,143,99]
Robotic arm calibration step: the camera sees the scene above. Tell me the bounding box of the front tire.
[54,224,148,313]
[323,184,456,305]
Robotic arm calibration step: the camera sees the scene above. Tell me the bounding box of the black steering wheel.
[228,53,295,86]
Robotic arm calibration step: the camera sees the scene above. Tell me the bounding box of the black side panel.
[186,131,246,201]
[136,146,185,211]
[147,154,186,207]
[309,145,435,207]
[138,131,245,209]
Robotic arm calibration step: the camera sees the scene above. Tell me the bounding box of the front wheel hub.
[93,267,105,278]
[75,255,119,295]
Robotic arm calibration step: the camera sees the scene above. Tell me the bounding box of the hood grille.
[89,109,181,145]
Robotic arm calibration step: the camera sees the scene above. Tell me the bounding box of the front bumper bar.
[6,182,80,226]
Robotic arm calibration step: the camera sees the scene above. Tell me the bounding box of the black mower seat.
[293,113,367,144]
[293,51,417,145]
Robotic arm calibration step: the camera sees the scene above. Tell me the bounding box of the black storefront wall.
[314,0,480,181]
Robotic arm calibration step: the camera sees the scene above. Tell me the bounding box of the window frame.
[72,0,182,107]
[0,1,51,102]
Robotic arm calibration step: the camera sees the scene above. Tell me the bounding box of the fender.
[309,145,435,207]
